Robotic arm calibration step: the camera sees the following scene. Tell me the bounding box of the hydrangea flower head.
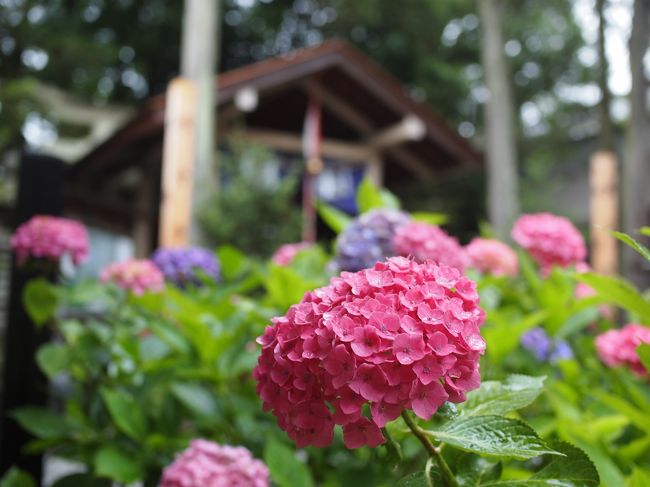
[11,215,88,267]
[100,259,165,295]
[596,323,650,376]
[393,222,468,272]
[511,213,586,271]
[159,439,269,487]
[253,257,485,449]
[334,209,411,272]
[271,242,313,266]
[521,327,573,364]
[152,247,220,286]
[465,238,518,277]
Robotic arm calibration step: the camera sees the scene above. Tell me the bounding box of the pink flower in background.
[159,439,269,487]
[271,242,312,266]
[595,323,650,377]
[393,222,468,272]
[511,213,586,271]
[100,259,165,295]
[465,238,518,277]
[11,215,88,267]
[253,257,485,449]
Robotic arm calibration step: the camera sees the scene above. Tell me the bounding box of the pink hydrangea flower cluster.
[271,242,312,266]
[11,215,88,267]
[100,259,165,295]
[595,323,650,377]
[465,238,518,277]
[159,439,269,487]
[254,257,485,450]
[393,222,468,272]
[511,213,586,271]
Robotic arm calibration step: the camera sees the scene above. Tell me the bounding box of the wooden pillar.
[159,78,196,248]
[366,152,384,187]
[590,151,619,275]
[0,153,64,480]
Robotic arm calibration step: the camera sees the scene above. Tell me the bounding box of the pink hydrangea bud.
[595,323,650,377]
[100,259,165,295]
[511,213,586,271]
[465,238,518,277]
[11,215,88,267]
[271,242,312,266]
[159,439,269,487]
[393,222,468,272]
[253,257,485,449]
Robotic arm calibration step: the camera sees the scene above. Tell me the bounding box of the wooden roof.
[69,40,481,183]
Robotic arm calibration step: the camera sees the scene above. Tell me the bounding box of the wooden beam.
[367,115,425,150]
[302,81,434,180]
[223,128,370,162]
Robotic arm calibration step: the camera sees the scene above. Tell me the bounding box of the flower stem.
[401,411,459,487]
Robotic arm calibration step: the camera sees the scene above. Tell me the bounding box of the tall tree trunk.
[478,0,520,240]
[181,0,220,244]
[623,0,649,286]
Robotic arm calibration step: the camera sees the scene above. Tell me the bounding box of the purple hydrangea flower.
[521,327,552,361]
[334,209,410,272]
[521,327,573,363]
[151,247,220,286]
[549,339,573,363]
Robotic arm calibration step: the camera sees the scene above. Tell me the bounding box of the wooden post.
[590,151,619,275]
[159,78,196,248]
[0,153,64,480]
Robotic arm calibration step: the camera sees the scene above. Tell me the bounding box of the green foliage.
[316,202,352,234]
[0,467,35,487]
[356,176,401,213]
[22,278,59,326]
[263,438,314,487]
[94,445,143,484]
[199,144,302,258]
[460,375,545,417]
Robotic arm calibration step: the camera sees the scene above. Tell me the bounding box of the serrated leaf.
[482,442,599,486]
[11,407,69,439]
[575,273,650,324]
[100,388,147,440]
[0,467,36,487]
[170,382,219,418]
[461,375,545,417]
[612,231,650,262]
[36,343,69,378]
[94,445,143,483]
[316,202,352,233]
[428,416,559,460]
[264,438,314,487]
[637,343,650,373]
[456,455,501,486]
[22,278,59,326]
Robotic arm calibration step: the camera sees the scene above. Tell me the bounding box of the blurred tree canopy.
[1,0,597,205]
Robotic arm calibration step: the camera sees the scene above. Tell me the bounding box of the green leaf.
[100,388,147,440]
[411,212,449,226]
[396,472,430,487]
[460,375,545,417]
[482,442,598,486]
[637,343,650,373]
[94,445,143,483]
[170,382,219,418]
[0,467,36,487]
[455,455,501,486]
[482,310,547,364]
[264,438,314,487]
[36,343,69,378]
[265,265,320,310]
[594,391,650,434]
[22,278,58,326]
[217,245,248,280]
[51,474,111,487]
[356,176,400,213]
[627,468,650,487]
[576,273,650,324]
[428,416,559,460]
[612,231,650,262]
[640,227,650,238]
[11,407,69,439]
[316,202,352,233]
